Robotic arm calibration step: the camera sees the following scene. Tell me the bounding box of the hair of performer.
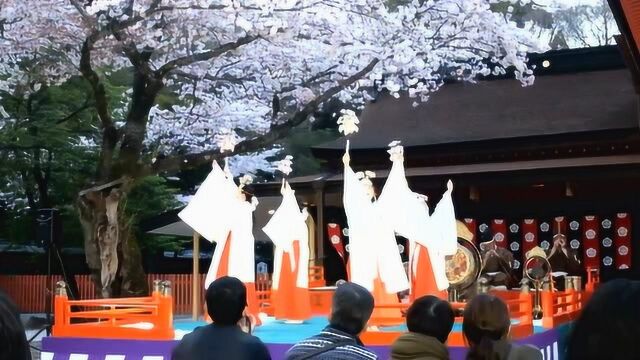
[566,279,640,360]
[206,276,247,326]
[0,290,31,360]
[329,282,375,335]
[462,294,511,360]
[406,295,455,343]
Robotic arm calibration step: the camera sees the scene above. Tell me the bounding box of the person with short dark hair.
[391,295,454,360]
[285,282,377,360]
[171,277,271,360]
[0,290,31,360]
[463,294,541,360]
[566,279,640,360]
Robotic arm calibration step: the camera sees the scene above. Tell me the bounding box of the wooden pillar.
[312,181,326,266]
[192,232,200,321]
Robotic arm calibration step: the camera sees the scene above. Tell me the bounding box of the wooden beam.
[192,232,200,321]
[313,181,326,268]
[78,177,128,196]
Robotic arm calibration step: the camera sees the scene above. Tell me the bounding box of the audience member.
[566,279,640,360]
[463,294,541,360]
[391,295,454,360]
[285,282,377,360]
[0,290,31,360]
[171,276,271,360]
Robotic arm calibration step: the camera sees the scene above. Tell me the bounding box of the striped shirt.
[285,327,377,360]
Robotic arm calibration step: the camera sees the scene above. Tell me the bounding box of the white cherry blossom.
[0,0,544,175]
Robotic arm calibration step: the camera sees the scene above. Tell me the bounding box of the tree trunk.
[77,182,148,298]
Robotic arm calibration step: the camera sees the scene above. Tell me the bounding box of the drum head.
[446,238,482,291]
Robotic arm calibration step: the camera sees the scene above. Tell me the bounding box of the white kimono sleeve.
[178,162,232,243]
[431,182,458,257]
[343,164,377,291]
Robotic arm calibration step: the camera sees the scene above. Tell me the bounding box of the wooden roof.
[317,68,638,151]
[607,1,640,89]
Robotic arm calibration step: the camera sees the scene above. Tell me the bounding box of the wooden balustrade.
[540,289,585,328]
[52,280,174,340]
[361,290,535,347]
[0,270,323,316]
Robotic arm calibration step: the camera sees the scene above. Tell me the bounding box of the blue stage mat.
[174,317,547,344]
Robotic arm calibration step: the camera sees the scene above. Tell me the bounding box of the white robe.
[343,164,409,293]
[428,186,458,289]
[178,162,233,243]
[378,155,458,291]
[178,161,257,289]
[262,182,310,289]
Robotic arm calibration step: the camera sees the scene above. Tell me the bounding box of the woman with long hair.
[463,294,540,360]
[0,290,31,360]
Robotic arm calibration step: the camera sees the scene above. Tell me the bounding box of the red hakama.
[272,241,311,321]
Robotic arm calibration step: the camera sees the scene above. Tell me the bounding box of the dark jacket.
[285,326,377,360]
[0,290,31,360]
[494,340,542,360]
[391,332,450,360]
[171,323,271,360]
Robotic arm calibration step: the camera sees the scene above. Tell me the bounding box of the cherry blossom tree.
[0,0,543,297]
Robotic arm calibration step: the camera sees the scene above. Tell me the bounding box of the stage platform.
[41,316,568,360]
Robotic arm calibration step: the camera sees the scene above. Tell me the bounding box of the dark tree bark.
[77,181,148,298]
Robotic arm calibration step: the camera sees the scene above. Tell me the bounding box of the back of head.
[0,291,31,360]
[329,282,374,335]
[206,276,247,326]
[566,279,640,360]
[463,294,511,360]
[406,295,455,343]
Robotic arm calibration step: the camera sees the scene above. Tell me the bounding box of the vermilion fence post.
[1,273,277,316]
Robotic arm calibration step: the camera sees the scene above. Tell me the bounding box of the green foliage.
[0,74,178,249]
[124,176,184,252]
[125,176,180,224]
[0,76,100,245]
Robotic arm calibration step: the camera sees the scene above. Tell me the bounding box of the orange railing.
[0,274,206,315]
[309,266,325,288]
[361,290,534,347]
[52,280,174,340]
[1,269,325,316]
[256,272,273,315]
[540,289,585,328]
[0,275,63,313]
[585,269,600,293]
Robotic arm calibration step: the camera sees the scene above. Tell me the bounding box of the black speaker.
[37,208,62,248]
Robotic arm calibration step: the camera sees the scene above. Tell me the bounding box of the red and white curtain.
[462,213,633,274]
[327,223,347,264]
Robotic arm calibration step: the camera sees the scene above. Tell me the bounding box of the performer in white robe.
[179,161,261,324]
[342,150,409,324]
[263,181,311,322]
[378,144,457,300]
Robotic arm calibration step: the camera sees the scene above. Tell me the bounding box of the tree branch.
[172,69,254,85]
[145,58,379,176]
[156,35,260,77]
[80,39,113,129]
[69,0,94,24]
[55,100,95,124]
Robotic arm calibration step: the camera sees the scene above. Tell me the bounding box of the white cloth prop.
[426,181,458,290]
[377,145,458,291]
[178,161,257,290]
[263,181,310,289]
[343,155,409,293]
[337,109,360,135]
[178,162,233,243]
